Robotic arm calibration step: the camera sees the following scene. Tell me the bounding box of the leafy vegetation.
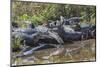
[12,1,96,25]
[12,37,22,51]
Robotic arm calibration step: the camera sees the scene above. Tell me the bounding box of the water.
[12,39,96,66]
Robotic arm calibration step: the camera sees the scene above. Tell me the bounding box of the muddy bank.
[12,39,96,66]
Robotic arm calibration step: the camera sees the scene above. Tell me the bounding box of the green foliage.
[12,1,96,26]
[11,37,22,50]
[31,15,45,23]
[19,14,30,20]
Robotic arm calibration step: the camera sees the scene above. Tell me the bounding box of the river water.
[12,39,96,66]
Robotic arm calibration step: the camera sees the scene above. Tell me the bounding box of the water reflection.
[12,39,96,66]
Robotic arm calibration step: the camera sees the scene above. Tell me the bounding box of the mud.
[12,39,96,66]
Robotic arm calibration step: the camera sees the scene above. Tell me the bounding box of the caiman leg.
[48,31,64,45]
